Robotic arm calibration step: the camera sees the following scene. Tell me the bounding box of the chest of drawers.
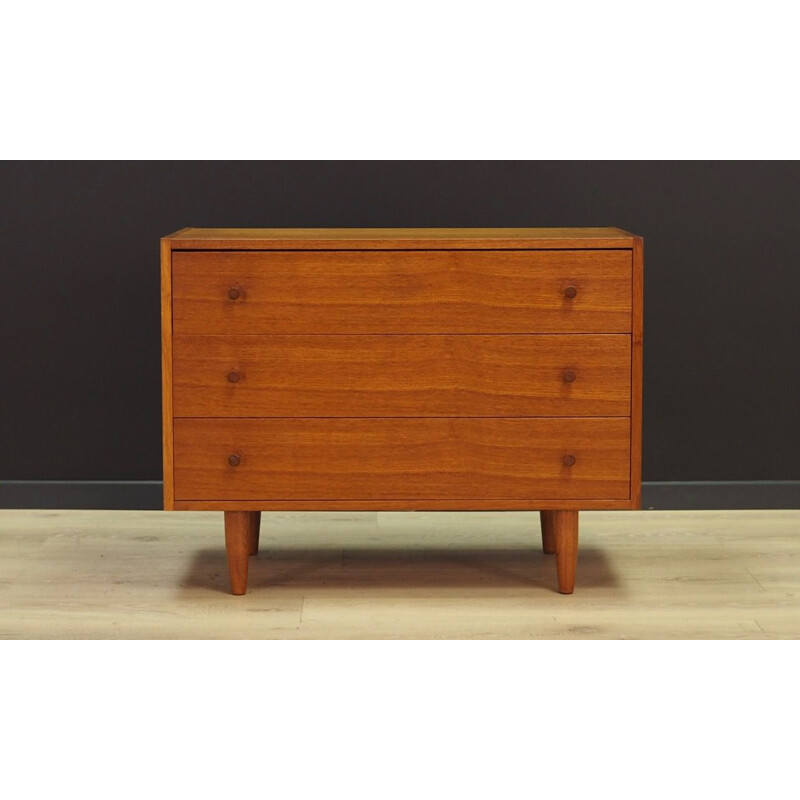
[161,227,643,595]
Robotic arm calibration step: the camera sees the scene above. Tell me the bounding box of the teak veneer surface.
[171,499,635,511]
[161,227,643,594]
[630,236,644,508]
[173,417,631,502]
[161,239,174,510]
[172,250,632,335]
[173,334,632,418]
[166,227,636,250]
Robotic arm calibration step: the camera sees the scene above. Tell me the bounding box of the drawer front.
[173,418,631,501]
[172,250,632,334]
[173,334,631,417]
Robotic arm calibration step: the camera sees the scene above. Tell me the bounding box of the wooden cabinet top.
[163,227,638,250]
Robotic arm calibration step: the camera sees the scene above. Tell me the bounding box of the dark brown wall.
[1,161,798,482]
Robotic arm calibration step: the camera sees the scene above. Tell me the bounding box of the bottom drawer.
[173,418,630,501]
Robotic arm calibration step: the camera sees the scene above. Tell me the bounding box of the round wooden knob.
[227,287,241,300]
[563,285,578,299]
[227,370,240,383]
[227,454,241,467]
[563,369,577,383]
[563,454,576,467]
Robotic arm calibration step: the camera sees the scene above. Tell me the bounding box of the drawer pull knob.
[227,287,241,300]
[563,369,577,383]
[227,454,241,467]
[227,370,240,383]
[563,285,578,299]
[563,454,576,467]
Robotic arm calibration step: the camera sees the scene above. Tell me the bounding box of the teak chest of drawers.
[161,227,643,595]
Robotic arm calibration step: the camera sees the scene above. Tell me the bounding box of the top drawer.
[172,249,632,334]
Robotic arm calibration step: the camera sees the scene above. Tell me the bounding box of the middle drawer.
[173,334,631,417]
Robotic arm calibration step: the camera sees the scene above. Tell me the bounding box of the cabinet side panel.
[161,237,174,509]
[630,237,644,508]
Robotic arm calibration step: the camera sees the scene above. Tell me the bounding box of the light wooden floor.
[0,509,798,639]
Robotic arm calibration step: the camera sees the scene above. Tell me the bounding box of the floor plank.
[0,509,797,639]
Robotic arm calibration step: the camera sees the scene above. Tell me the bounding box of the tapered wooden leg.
[540,511,556,554]
[248,511,261,556]
[224,511,257,595]
[554,511,579,594]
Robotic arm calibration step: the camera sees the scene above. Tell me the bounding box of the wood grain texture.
[554,510,579,593]
[224,511,253,595]
[173,417,631,502]
[172,334,632,418]
[166,227,636,250]
[160,227,643,589]
[171,499,634,510]
[631,236,644,509]
[172,250,632,335]
[160,237,174,510]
